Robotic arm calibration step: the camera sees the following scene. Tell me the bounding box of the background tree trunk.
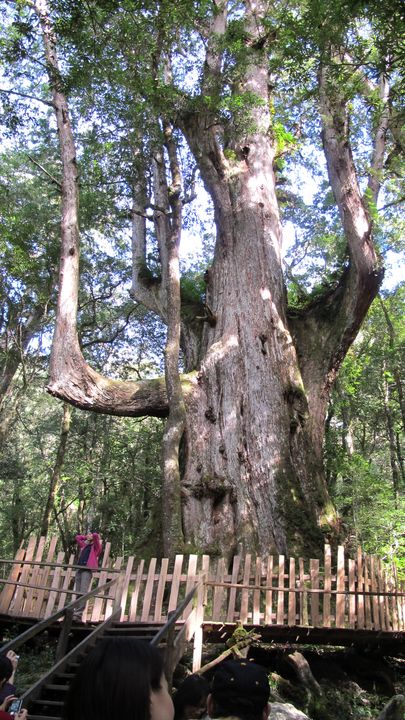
[40,402,72,537]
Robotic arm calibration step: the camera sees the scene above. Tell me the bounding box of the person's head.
[0,655,13,687]
[63,638,174,720]
[174,674,209,720]
[86,532,94,543]
[208,660,270,720]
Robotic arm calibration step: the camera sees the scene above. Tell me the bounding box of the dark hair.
[210,659,269,720]
[174,674,209,720]
[0,655,13,684]
[63,638,165,720]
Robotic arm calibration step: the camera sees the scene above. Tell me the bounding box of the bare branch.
[379,195,405,211]
[26,154,62,189]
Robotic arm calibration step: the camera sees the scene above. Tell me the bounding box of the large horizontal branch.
[47,350,198,418]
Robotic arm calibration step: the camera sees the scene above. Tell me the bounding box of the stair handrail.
[20,606,122,709]
[0,576,119,655]
[151,574,206,685]
[13,574,204,713]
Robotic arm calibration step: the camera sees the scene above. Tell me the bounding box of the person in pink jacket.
[73,531,102,620]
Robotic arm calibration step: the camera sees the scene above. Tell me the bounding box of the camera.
[8,698,22,715]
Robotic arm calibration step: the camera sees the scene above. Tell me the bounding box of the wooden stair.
[27,623,165,720]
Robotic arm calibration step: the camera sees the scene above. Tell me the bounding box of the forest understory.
[176,643,405,720]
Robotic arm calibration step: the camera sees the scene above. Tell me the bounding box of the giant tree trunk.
[178,130,329,556]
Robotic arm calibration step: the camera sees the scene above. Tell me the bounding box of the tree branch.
[0,87,53,107]
[131,170,165,318]
[32,0,173,419]
[290,54,384,404]
[367,73,390,204]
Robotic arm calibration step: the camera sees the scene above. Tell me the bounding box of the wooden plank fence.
[0,536,404,632]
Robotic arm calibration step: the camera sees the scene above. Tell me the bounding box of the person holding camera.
[0,651,18,705]
[0,655,27,720]
[73,531,102,621]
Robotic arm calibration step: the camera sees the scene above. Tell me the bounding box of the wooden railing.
[0,536,403,634]
[203,546,405,632]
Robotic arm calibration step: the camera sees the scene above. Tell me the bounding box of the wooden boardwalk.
[0,536,404,668]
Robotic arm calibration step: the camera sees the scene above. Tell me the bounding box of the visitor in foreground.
[207,659,270,720]
[0,655,27,720]
[0,651,19,704]
[63,638,174,720]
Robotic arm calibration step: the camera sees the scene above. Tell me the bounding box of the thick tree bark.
[177,143,329,555]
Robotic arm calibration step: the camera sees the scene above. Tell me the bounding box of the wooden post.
[364,555,372,629]
[253,557,262,625]
[377,560,387,631]
[310,559,320,627]
[56,607,74,661]
[141,557,157,623]
[111,569,127,618]
[56,553,74,613]
[119,555,134,622]
[240,555,251,624]
[192,576,206,673]
[348,559,356,628]
[336,546,345,628]
[389,564,399,631]
[32,536,58,619]
[369,556,379,630]
[288,557,296,626]
[105,558,123,619]
[264,555,274,625]
[212,558,226,621]
[357,547,364,629]
[323,545,331,628]
[168,555,183,614]
[0,548,25,615]
[185,555,198,596]
[11,535,37,615]
[129,559,145,622]
[44,551,65,618]
[393,565,404,630]
[24,537,45,616]
[276,555,285,625]
[154,558,169,622]
[91,543,112,623]
[299,558,308,626]
[226,555,241,623]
